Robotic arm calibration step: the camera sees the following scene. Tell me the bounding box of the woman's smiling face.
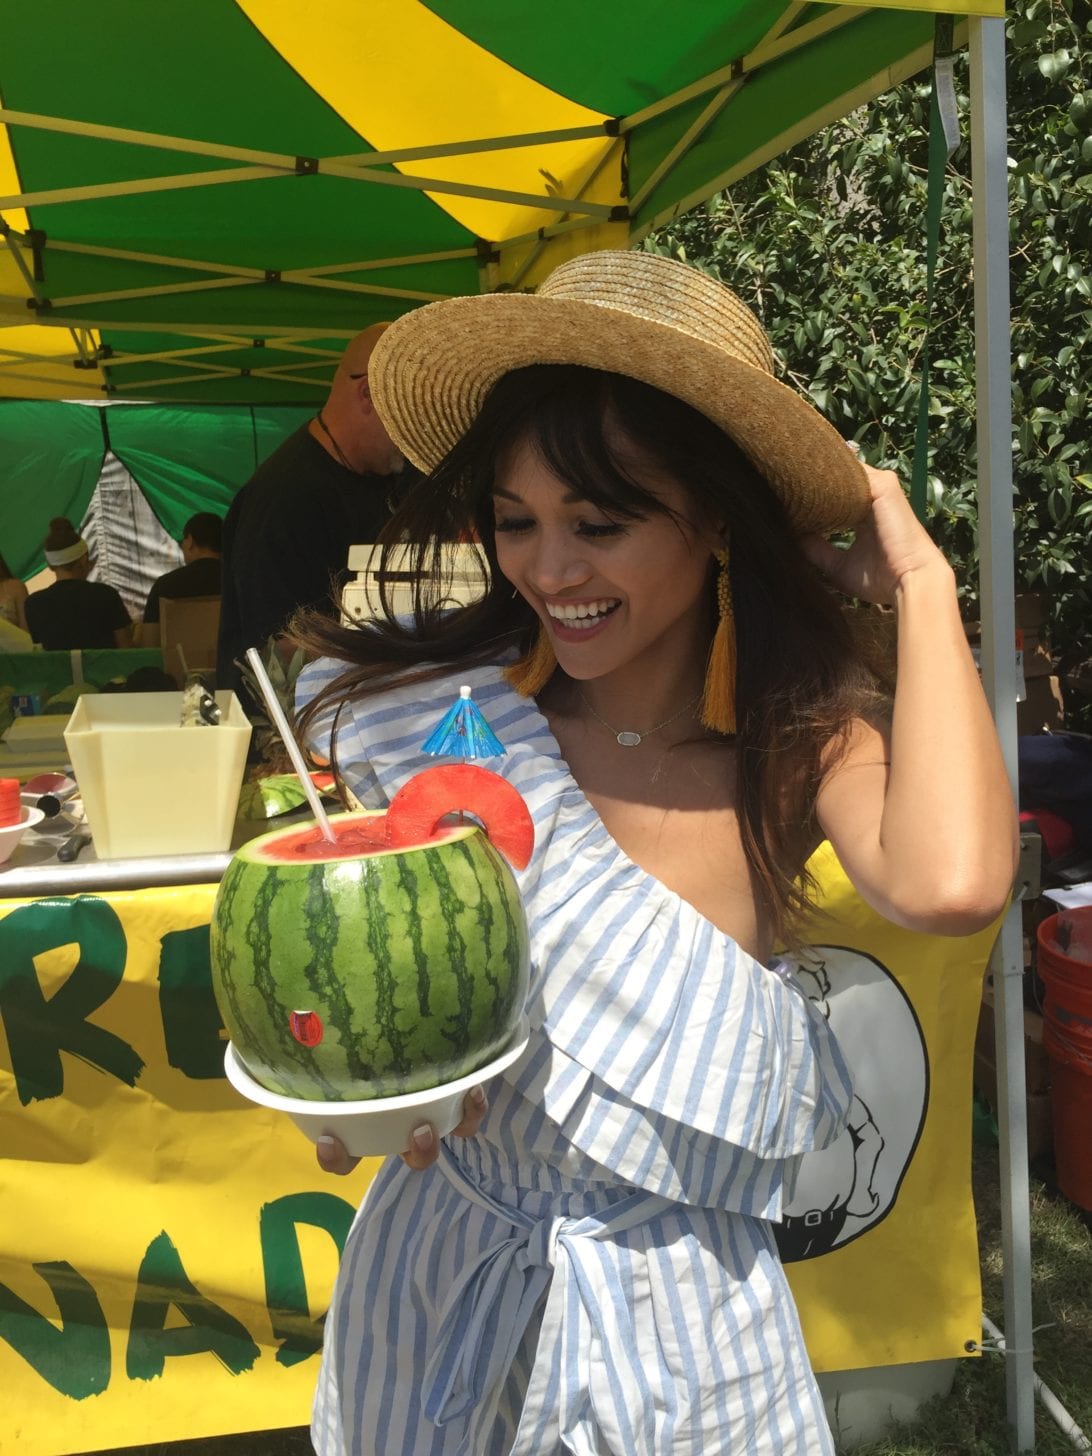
[492,432,717,685]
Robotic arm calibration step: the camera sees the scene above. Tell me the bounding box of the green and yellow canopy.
[1,0,1001,403]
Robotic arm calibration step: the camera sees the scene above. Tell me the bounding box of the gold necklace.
[579,689,703,748]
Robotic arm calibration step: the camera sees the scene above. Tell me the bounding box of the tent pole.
[969,17,1035,1452]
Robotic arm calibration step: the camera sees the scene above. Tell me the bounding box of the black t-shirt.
[25,578,131,650]
[143,556,222,624]
[218,424,406,696]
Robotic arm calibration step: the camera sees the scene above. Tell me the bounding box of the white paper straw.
[244,646,336,842]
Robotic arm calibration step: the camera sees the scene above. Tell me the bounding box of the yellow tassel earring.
[503,626,557,696]
[699,548,737,734]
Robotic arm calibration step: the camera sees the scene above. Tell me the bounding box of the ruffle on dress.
[297,657,853,1216]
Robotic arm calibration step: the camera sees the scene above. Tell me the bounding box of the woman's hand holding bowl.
[315,1084,490,1175]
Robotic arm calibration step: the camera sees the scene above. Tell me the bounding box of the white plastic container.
[224,1019,531,1158]
[64,692,251,859]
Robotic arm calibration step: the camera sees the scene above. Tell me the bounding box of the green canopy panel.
[0,400,310,577]
[0,399,105,571]
[0,0,1001,405]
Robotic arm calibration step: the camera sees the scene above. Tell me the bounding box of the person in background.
[217,324,410,707]
[24,518,131,650]
[137,511,223,647]
[0,553,28,633]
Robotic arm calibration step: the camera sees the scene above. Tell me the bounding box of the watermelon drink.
[210,766,532,1103]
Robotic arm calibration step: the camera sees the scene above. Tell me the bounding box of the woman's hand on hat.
[801,466,951,606]
[313,1084,489,1176]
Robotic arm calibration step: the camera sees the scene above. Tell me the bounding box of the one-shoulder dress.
[297,658,854,1456]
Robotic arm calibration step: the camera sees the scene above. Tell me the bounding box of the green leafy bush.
[646,0,1091,713]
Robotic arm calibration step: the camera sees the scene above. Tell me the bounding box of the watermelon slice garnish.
[385,765,534,870]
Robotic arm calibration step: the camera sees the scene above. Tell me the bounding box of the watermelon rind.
[210,812,530,1102]
[236,772,338,820]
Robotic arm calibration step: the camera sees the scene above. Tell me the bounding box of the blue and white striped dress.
[298,658,854,1456]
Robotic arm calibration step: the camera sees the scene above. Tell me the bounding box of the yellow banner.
[784,843,997,1369]
[0,859,998,1453]
[0,885,375,1456]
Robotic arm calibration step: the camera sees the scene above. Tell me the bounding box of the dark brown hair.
[294,365,890,947]
[183,512,223,553]
[44,517,82,552]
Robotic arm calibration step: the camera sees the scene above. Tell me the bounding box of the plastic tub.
[224,1018,530,1158]
[64,691,251,859]
[1036,908,1092,1210]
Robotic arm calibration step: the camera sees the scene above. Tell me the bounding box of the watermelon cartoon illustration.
[210,764,533,1102]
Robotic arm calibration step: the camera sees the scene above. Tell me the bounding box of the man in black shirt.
[218,324,408,706]
[139,512,223,645]
[25,522,132,650]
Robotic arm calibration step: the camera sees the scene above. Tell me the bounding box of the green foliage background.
[645,0,1091,703]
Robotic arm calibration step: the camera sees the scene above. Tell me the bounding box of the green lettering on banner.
[259,1193,356,1366]
[157,923,225,1079]
[0,1261,110,1399]
[127,1232,260,1380]
[0,896,142,1104]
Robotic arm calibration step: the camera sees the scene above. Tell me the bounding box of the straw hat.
[369,249,871,535]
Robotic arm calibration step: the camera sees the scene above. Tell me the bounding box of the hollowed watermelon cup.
[211,765,533,1153]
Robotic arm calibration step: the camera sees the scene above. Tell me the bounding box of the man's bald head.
[316,322,403,476]
[332,323,390,391]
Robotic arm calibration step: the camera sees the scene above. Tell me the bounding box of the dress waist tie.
[422,1146,676,1448]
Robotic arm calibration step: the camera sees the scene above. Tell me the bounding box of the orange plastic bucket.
[1036,907,1092,1210]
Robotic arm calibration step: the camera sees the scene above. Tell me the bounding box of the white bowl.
[223,1018,531,1157]
[0,805,45,865]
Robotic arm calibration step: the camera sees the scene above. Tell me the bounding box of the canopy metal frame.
[970,17,1036,1451]
[0,6,860,219]
[0,4,893,395]
[0,10,971,402]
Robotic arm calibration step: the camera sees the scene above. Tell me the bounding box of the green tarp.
[0,402,310,576]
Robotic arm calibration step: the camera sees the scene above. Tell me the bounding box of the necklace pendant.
[616,731,643,748]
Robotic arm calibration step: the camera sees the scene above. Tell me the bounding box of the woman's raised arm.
[808,467,1018,936]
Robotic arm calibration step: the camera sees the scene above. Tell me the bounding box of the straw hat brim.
[369,291,871,535]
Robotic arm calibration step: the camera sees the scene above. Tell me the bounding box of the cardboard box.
[964,596,1054,682]
[974,984,1054,1164]
[964,594,1050,634]
[1017,674,1065,735]
[1014,593,1049,630]
[1015,628,1054,679]
[977,979,1051,1094]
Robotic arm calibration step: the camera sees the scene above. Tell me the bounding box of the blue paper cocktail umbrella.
[422,685,505,760]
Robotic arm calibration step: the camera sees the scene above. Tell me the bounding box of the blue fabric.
[1019,731,1092,854]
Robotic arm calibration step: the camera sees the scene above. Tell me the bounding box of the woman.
[293,251,1016,1456]
[0,552,28,633]
[24,518,131,650]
